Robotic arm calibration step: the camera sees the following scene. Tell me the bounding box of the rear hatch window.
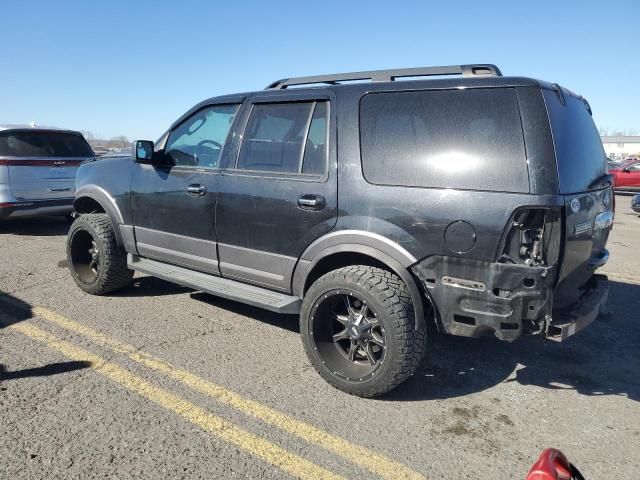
[359,88,529,193]
[0,131,92,200]
[543,89,607,194]
[0,130,94,158]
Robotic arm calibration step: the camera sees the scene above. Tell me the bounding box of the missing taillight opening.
[499,209,561,267]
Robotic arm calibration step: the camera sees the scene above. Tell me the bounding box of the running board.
[127,254,301,314]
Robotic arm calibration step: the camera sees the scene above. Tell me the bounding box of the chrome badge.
[570,197,581,214]
[574,221,592,236]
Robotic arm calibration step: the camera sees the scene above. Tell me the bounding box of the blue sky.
[1,0,638,140]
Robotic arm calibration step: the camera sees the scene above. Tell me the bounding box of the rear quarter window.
[543,89,606,194]
[359,88,529,193]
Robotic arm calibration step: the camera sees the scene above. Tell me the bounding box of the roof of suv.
[171,64,566,134]
[0,124,83,135]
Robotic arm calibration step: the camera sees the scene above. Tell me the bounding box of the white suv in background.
[0,125,94,220]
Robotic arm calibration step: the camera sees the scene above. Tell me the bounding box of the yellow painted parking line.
[9,322,344,480]
[32,306,426,480]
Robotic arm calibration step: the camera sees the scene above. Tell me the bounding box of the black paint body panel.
[73,73,611,341]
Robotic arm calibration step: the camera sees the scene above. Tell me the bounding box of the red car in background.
[609,158,640,191]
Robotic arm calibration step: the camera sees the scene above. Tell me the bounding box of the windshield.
[543,89,606,193]
[0,130,94,158]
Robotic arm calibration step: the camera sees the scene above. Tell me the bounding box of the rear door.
[215,94,337,292]
[0,130,93,200]
[543,89,613,307]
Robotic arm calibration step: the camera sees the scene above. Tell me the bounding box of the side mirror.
[623,167,631,173]
[134,140,155,163]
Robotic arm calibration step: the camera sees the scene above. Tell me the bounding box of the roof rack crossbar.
[266,64,502,89]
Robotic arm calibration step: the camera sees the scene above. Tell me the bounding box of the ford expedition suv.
[66,64,612,397]
[0,126,94,220]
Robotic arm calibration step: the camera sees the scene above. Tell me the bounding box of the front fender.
[74,186,126,246]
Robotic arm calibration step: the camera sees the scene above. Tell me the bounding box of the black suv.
[67,64,612,397]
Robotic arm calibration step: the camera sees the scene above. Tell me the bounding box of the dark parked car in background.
[0,125,94,220]
[65,64,612,397]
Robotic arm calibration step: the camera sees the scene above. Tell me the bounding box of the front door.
[215,95,337,292]
[131,103,241,275]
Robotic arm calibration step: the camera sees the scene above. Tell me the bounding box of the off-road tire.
[300,265,425,397]
[67,213,133,295]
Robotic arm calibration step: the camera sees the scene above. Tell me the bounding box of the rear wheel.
[300,265,425,397]
[67,213,133,295]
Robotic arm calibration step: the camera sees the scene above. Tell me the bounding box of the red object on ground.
[526,449,574,480]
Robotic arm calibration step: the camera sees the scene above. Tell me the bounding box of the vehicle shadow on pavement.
[0,291,33,328]
[385,280,640,402]
[190,292,300,333]
[0,292,92,382]
[0,361,91,382]
[111,276,192,298]
[0,216,70,237]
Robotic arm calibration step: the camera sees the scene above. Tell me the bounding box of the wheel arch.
[73,186,125,247]
[293,236,428,331]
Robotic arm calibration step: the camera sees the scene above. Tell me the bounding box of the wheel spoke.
[332,329,350,342]
[360,303,369,319]
[364,343,377,365]
[335,313,350,327]
[343,295,356,316]
[347,341,358,361]
[370,332,385,347]
[367,316,380,327]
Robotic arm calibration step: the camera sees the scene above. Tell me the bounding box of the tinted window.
[0,131,94,157]
[302,102,328,175]
[238,103,313,173]
[166,104,239,168]
[543,90,606,193]
[360,88,528,192]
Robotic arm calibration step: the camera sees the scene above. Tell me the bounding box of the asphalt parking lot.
[1,196,639,479]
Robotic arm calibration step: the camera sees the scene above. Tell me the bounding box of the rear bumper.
[412,256,556,342]
[0,198,74,219]
[412,255,608,342]
[546,274,608,342]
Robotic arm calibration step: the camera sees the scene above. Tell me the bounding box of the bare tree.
[81,130,96,141]
[110,135,130,148]
[598,126,609,136]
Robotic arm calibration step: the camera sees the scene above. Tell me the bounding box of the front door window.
[165,104,240,168]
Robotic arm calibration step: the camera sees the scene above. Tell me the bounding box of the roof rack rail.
[266,64,502,89]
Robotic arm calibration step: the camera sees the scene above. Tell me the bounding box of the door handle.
[187,184,207,197]
[297,194,326,210]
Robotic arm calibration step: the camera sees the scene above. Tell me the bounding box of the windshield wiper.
[588,173,613,190]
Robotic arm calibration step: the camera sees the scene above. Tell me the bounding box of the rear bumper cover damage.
[412,256,608,342]
[546,274,608,342]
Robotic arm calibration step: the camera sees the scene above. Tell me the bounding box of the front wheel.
[67,213,133,295]
[300,265,425,397]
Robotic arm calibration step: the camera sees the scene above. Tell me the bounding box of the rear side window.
[237,101,328,175]
[543,89,606,193]
[0,131,94,157]
[360,88,529,192]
